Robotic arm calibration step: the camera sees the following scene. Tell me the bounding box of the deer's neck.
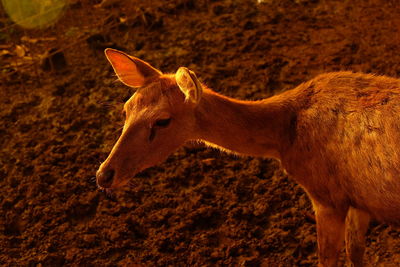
[194,89,295,159]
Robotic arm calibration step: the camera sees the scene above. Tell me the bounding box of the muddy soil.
[2,0,400,266]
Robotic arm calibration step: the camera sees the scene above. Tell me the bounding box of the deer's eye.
[149,118,171,142]
[154,118,171,127]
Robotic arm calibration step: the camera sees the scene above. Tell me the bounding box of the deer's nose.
[96,169,115,188]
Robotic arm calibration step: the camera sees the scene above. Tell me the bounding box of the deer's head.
[96,49,203,189]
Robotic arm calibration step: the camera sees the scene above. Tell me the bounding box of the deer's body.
[97,49,400,266]
[275,72,400,223]
[199,72,400,220]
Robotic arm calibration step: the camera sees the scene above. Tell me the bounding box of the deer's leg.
[313,202,346,267]
[345,206,370,267]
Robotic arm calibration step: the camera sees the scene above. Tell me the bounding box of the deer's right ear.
[104,48,162,87]
[176,67,203,104]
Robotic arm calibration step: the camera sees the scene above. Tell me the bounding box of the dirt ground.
[2,0,400,266]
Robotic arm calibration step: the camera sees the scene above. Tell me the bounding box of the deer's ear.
[105,48,162,87]
[176,67,203,104]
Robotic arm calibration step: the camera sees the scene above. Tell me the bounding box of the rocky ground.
[1,0,400,266]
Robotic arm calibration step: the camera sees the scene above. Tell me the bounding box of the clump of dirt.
[1,0,400,266]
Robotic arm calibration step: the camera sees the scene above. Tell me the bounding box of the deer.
[96,48,400,267]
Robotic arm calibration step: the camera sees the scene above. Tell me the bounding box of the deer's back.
[281,72,400,223]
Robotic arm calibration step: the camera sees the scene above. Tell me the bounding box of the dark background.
[1,0,400,266]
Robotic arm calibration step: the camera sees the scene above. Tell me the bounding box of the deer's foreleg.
[314,202,346,267]
[345,206,370,267]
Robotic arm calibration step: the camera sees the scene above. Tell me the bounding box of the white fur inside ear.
[176,67,202,104]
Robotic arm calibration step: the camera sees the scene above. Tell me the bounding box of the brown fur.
[98,50,400,266]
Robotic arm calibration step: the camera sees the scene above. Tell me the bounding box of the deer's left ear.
[105,48,162,88]
[176,67,203,104]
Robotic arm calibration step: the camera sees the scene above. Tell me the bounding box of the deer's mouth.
[96,166,137,191]
[97,178,133,198]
